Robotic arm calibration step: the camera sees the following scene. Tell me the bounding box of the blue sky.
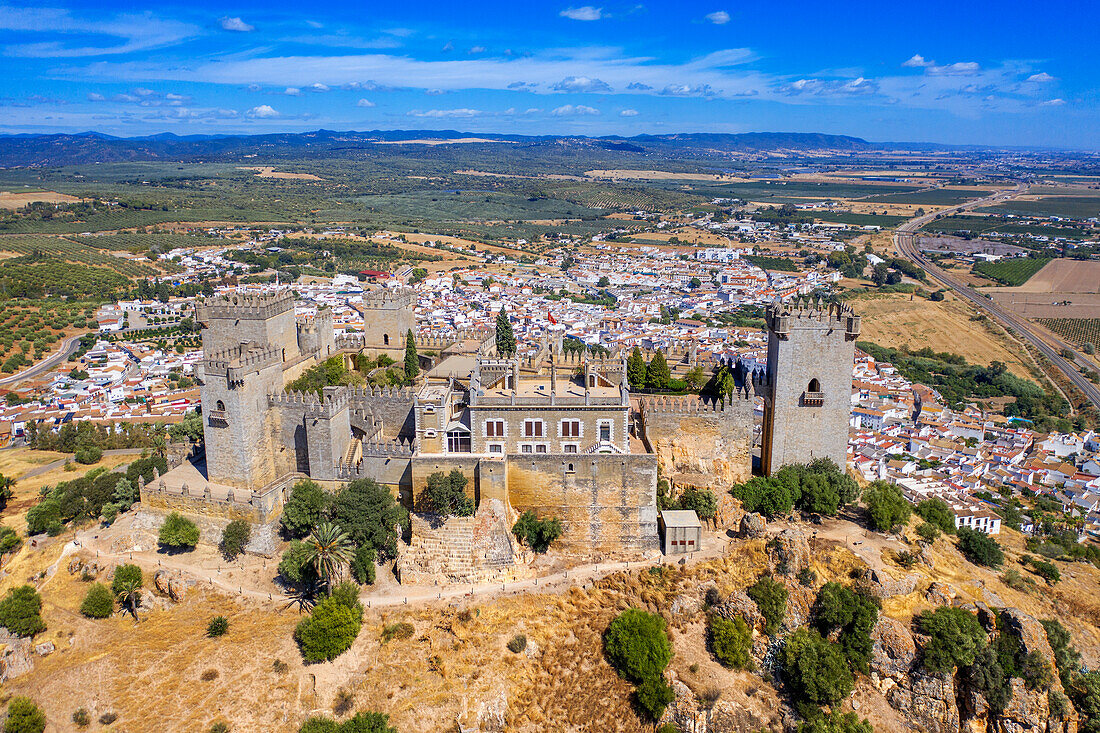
[0,0,1096,148]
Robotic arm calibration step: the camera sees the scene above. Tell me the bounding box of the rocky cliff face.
[868,607,1079,733]
[645,413,752,487]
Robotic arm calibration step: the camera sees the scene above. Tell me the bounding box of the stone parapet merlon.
[359,287,415,311]
[766,297,861,340]
[203,344,284,383]
[639,393,747,415]
[196,291,294,323]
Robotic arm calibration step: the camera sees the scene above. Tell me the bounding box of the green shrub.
[72,708,90,727]
[350,545,376,585]
[158,511,200,551]
[812,582,879,673]
[422,469,474,517]
[295,596,362,663]
[708,614,753,670]
[278,540,317,586]
[340,711,397,732]
[604,608,672,683]
[381,622,414,644]
[916,522,940,542]
[220,519,250,560]
[281,479,330,538]
[957,527,1004,567]
[207,616,229,637]
[781,627,854,707]
[74,446,102,465]
[731,476,795,518]
[1025,556,1061,585]
[111,563,142,595]
[915,498,957,534]
[299,717,340,733]
[678,487,718,522]
[511,511,563,553]
[863,480,911,532]
[507,634,527,653]
[208,724,229,733]
[635,675,675,721]
[747,575,788,635]
[3,697,45,733]
[918,606,987,674]
[0,586,45,637]
[1049,689,1069,719]
[1041,618,1080,689]
[79,583,114,619]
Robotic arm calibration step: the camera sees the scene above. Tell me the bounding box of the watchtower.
[197,292,298,488]
[357,288,415,352]
[758,298,860,475]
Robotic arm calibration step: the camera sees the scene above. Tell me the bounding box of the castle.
[141,289,859,568]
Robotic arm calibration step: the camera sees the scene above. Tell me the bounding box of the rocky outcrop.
[714,590,764,632]
[870,616,959,733]
[739,513,766,539]
[152,569,195,602]
[993,609,1078,733]
[766,529,810,577]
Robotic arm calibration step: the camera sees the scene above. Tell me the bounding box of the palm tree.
[115,578,142,621]
[305,522,354,595]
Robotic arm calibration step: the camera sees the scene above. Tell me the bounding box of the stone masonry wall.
[643,396,754,486]
[506,453,658,555]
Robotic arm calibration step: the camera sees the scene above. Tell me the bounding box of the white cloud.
[560,6,603,21]
[0,7,199,57]
[551,104,599,116]
[86,92,105,102]
[468,46,486,54]
[1041,98,1066,106]
[705,10,730,24]
[357,98,375,107]
[902,54,933,68]
[1027,72,1055,83]
[284,87,301,96]
[619,108,638,116]
[441,41,454,52]
[219,16,254,33]
[927,61,980,76]
[552,76,612,93]
[246,104,279,118]
[309,82,330,92]
[112,93,140,103]
[407,108,482,117]
[306,20,323,29]
[425,88,445,95]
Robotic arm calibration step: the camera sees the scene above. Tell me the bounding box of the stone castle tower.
[757,298,860,475]
[196,292,299,489]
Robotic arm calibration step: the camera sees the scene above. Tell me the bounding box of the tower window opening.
[215,400,225,411]
[383,333,390,346]
[807,378,820,393]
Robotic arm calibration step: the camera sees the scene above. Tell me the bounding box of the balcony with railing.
[800,391,825,407]
[206,410,229,426]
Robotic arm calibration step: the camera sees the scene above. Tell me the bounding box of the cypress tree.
[646,350,671,390]
[495,307,516,356]
[627,346,647,390]
[404,329,418,382]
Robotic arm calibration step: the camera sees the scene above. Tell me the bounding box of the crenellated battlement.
[360,288,415,311]
[766,297,860,340]
[640,392,749,416]
[197,291,294,323]
[204,344,284,383]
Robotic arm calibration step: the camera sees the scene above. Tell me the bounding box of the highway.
[893,185,1100,412]
[0,333,84,388]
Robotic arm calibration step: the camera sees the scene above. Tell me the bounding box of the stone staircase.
[397,499,527,584]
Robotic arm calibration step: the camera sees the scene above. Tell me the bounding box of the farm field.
[863,187,992,205]
[0,190,79,209]
[971,257,1051,286]
[0,234,164,277]
[853,292,1034,378]
[1034,318,1100,351]
[1002,258,1100,294]
[978,195,1100,219]
[0,299,97,372]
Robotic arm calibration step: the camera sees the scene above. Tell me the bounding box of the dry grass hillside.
[853,291,1035,378]
[2,510,1099,732]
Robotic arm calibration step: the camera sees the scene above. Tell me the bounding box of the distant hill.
[0,129,875,167]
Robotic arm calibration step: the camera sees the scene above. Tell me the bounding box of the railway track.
[893,186,1100,412]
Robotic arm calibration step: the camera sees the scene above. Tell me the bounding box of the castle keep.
[142,289,858,567]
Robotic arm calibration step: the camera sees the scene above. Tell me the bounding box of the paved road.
[18,447,147,480]
[893,185,1100,412]
[0,333,83,388]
